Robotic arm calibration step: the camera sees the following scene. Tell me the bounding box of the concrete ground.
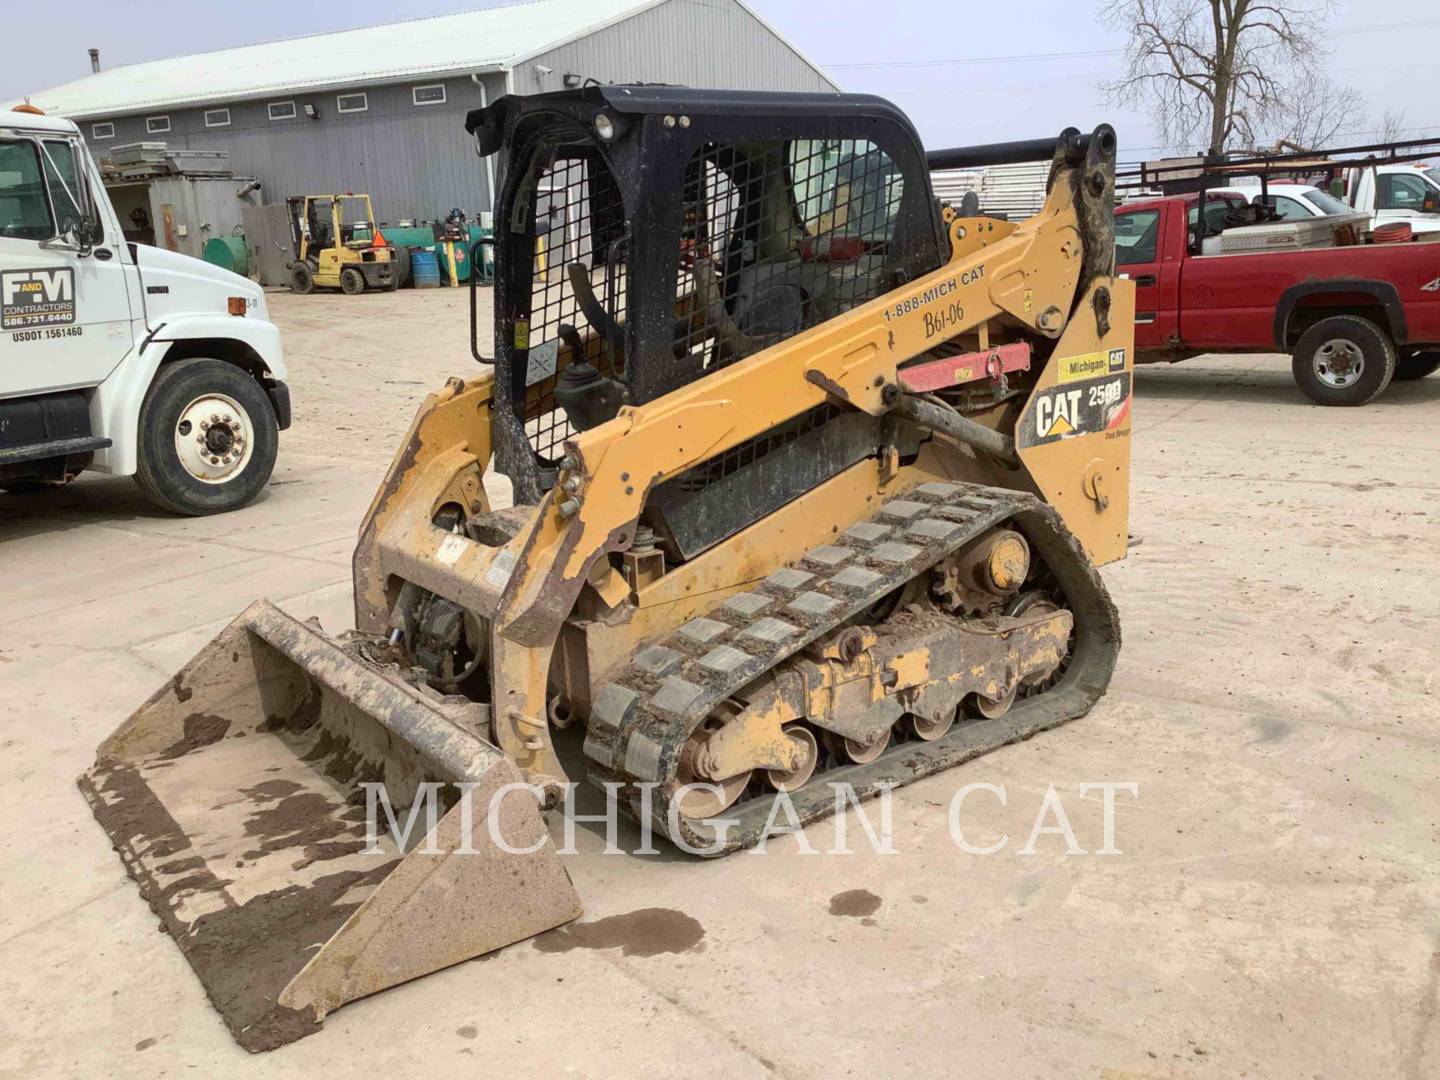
[2,288,1437,1079]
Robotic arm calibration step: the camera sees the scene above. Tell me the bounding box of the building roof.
[10,0,663,120]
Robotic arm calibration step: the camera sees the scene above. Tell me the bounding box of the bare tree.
[1100,0,1341,154]
[1377,107,1408,144]
[1258,68,1362,151]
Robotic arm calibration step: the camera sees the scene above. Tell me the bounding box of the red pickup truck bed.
[1115,193,1440,404]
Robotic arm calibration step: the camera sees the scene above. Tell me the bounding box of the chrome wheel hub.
[1313,339,1364,389]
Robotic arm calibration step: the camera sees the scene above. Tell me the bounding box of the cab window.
[788,139,903,244]
[1256,194,1311,221]
[1188,201,1235,234]
[1115,209,1160,264]
[41,140,83,232]
[1376,173,1431,211]
[0,140,54,241]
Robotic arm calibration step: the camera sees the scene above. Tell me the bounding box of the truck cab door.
[1375,172,1435,226]
[1114,206,1165,349]
[0,136,135,397]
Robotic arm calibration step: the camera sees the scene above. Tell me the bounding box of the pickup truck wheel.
[1291,315,1396,406]
[1394,348,1440,381]
[134,359,278,516]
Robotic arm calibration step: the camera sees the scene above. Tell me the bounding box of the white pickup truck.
[1,105,288,514]
[1234,165,1440,237]
[1346,164,1440,233]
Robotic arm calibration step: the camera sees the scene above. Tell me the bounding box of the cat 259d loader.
[80,87,1134,1050]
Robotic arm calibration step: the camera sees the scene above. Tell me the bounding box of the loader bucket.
[79,601,581,1052]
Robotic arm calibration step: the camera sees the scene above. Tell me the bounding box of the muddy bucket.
[79,600,580,1051]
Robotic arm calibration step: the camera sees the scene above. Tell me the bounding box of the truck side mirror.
[1425,194,1439,214]
[39,221,89,255]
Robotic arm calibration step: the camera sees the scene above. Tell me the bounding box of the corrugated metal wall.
[75,0,837,226]
[81,73,503,226]
[930,162,1051,220]
[516,0,839,94]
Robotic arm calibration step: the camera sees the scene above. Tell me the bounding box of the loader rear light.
[227,296,248,316]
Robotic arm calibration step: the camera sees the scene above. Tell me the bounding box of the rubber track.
[583,480,1121,853]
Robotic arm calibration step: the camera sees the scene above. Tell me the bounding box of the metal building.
[12,0,838,224]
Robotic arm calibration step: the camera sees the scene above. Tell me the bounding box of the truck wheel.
[289,262,315,294]
[341,267,366,295]
[134,359,278,516]
[1291,315,1396,406]
[1394,348,1440,381]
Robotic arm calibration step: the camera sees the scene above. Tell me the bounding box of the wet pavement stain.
[533,908,704,958]
[829,889,881,918]
[456,1025,478,1039]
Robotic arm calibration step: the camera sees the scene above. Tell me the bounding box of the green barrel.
[435,238,473,284]
[203,236,248,277]
[381,226,438,251]
[382,225,493,284]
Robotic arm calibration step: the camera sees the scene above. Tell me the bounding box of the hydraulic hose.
[892,394,1017,463]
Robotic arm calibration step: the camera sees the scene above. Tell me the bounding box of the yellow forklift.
[285,193,396,294]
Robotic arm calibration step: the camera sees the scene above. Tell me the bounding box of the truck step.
[0,435,111,467]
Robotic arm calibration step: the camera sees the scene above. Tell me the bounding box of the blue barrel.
[411,249,441,289]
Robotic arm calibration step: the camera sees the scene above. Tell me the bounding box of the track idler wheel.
[974,686,1017,718]
[676,709,753,820]
[825,728,892,764]
[907,710,956,741]
[765,724,818,792]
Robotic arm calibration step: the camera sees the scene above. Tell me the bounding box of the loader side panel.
[1016,278,1135,565]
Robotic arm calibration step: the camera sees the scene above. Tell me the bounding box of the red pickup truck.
[1115,193,1440,405]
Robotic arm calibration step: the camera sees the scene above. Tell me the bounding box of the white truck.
[1228,166,1440,237]
[1345,164,1440,233]
[1,105,287,515]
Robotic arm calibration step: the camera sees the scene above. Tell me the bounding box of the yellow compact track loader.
[81,87,1133,1050]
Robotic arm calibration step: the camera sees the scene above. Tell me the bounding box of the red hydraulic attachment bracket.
[896,341,1031,393]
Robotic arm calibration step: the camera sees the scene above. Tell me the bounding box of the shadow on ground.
[0,474,273,542]
[1133,363,1440,408]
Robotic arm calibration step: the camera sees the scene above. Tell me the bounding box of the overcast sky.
[2,0,1435,157]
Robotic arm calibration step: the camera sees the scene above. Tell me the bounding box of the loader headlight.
[593,112,617,142]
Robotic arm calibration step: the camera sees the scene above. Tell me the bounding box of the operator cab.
[467,86,947,511]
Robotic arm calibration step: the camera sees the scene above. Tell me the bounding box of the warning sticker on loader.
[2,268,76,330]
[1019,372,1131,449]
